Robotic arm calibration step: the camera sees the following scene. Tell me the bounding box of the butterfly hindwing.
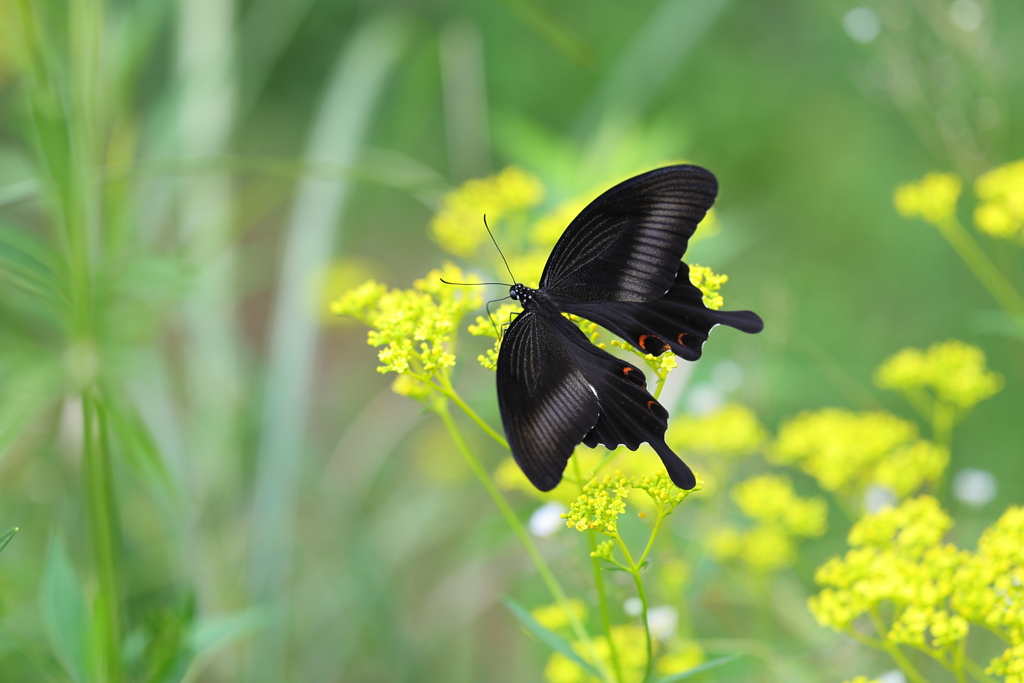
[552,318,697,490]
[496,310,601,491]
[564,264,765,361]
[540,166,718,304]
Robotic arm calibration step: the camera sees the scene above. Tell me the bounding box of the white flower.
[952,468,997,507]
[646,605,679,641]
[529,502,568,537]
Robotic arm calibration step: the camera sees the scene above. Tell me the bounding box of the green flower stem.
[637,505,666,568]
[934,216,1024,334]
[652,371,668,401]
[589,534,624,683]
[82,391,123,682]
[952,639,967,683]
[434,374,509,449]
[574,457,624,683]
[868,609,928,683]
[433,400,611,683]
[932,402,955,449]
[614,535,654,683]
[963,657,999,683]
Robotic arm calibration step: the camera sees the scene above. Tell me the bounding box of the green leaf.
[501,597,601,678]
[163,608,270,683]
[39,535,91,683]
[104,390,177,501]
[652,653,742,682]
[0,224,69,311]
[0,527,16,553]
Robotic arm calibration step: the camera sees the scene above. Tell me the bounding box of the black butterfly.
[496,165,763,492]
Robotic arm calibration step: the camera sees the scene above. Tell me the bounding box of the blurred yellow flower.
[894,172,962,224]
[430,167,544,256]
[874,339,1003,411]
[532,599,589,632]
[655,639,704,677]
[667,403,767,457]
[543,626,702,683]
[530,196,590,250]
[708,474,826,573]
[732,474,827,538]
[842,677,879,683]
[973,159,1024,240]
[771,408,946,497]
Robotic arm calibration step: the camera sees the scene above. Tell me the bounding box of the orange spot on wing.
[638,334,649,350]
[646,400,657,410]
[622,367,632,375]
[677,332,692,347]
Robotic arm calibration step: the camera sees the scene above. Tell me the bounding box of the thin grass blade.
[502,597,602,679]
[652,653,742,682]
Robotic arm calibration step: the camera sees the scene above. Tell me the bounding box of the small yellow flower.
[430,167,545,256]
[331,263,483,397]
[806,495,1009,659]
[687,263,728,310]
[894,172,962,224]
[974,159,1024,240]
[562,472,631,535]
[874,339,1003,411]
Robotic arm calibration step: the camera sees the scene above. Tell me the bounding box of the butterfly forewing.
[540,166,718,304]
[496,311,601,491]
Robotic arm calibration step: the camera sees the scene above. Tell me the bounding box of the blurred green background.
[1,0,1022,680]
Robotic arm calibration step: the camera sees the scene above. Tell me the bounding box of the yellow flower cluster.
[974,159,1024,240]
[842,677,879,683]
[563,471,699,535]
[687,264,728,310]
[667,403,767,457]
[894,172,962,224]
[771,409,947,497]
[874,339,1003,411]
[810,497,968,649]
[953,506,1024,679]
[331,263,483,397]
[430,167,545,256]
[563,473,632,534]
[811,496,1024,674]
[532,599,589,631]
[543,625,704,683]
[707,474,827,573]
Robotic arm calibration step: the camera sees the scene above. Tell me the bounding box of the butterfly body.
[495,166,763,492]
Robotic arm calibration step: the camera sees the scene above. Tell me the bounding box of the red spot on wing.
[638,334,669,353]
[622,367,632,376]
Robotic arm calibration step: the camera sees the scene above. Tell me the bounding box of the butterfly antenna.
[439,278,511,286]
[485,295,512,338]
[483,215,517,284]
